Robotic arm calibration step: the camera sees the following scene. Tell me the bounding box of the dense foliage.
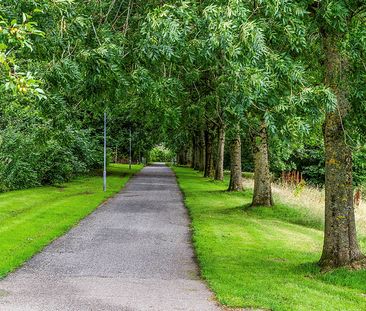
[2,0,363,189]
[149,145,174,163]
[0,1,167,190]
[2,0,366,269]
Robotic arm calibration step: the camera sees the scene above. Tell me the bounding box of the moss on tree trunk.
[228,133,243,192]
[252,123,273,207]
[319,34,365,270]
[215,126,225,181]
[204,129,214,178]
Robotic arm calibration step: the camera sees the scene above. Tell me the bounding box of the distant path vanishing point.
[0,163,219,311]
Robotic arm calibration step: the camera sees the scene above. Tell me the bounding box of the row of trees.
[137,1,366,270]
[2,1,366,270]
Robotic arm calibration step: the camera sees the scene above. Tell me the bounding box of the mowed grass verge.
[0,164,142,278]
[174,166,366,311]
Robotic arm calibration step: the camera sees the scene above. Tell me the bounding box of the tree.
[252,122,273,206]
[214,121,225,180]
[315,0,366,269]
[227,125,243,191]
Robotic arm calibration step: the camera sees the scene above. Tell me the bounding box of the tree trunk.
[194,139,200,170]
[215,125,225,181]
[198,130,205,171]
[204,129,214,178]
[183,148,188,165]
[319,34,364,269]
[252,123,273,207]
[177,151,182,165]
[187,145,192,166]
[191,136,196,169]
[228,133,243,191]
[193,133,200,170]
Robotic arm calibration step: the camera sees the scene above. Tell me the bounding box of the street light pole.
[129,127,132,170]
[103,112,107,192]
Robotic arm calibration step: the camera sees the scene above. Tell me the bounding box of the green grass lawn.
[0,164,142,278]
[174,166,366,311]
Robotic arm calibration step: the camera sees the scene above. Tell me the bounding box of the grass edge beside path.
[0,164,143,279]
[173,166,366,311]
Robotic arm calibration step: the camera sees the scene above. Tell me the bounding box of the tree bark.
[187,145,192,167]
[193,133,200,170]
[215,125,225,181]
[191,136,196,169]
[194,144,200,170]
[177,150,183,165]
[198,130,205,171]
[183,148,189,165]
[228,133,243,191]
[252,123,273,207]
[319,34,365,269]
[204,129,214,178]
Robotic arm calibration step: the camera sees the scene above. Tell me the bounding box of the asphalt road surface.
[0,163,220,311]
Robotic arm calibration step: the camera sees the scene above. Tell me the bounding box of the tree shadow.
[294,260,366,292]
[91,169,128,178]
[212,204,251,215]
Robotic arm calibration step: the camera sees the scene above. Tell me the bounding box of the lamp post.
[129,127,132,170]
[103,112,107,192]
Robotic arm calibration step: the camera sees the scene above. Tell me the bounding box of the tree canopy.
[2,0,366,269]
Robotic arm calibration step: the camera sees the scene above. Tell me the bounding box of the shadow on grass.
[243,204,323,230]
[294,261,321,275]
[294,255,366,293]
[317,267,366,292]
[53,184,67,189]
[199,189,231,194]
[200,188,253,196]
[91,169,128,178]
[206,201,322,232]
[212,205,249,215]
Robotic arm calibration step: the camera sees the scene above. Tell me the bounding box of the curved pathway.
[0,164,219,311]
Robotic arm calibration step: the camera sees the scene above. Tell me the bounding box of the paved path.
[0,164,219,311]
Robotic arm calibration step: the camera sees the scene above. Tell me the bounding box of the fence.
[281,171,303,185]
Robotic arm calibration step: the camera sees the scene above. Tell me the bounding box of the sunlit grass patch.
[0,164,142,278]
[174,166,366,311]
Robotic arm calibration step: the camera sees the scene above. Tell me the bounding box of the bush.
[149,145,174,162]
[0,125,101,191]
